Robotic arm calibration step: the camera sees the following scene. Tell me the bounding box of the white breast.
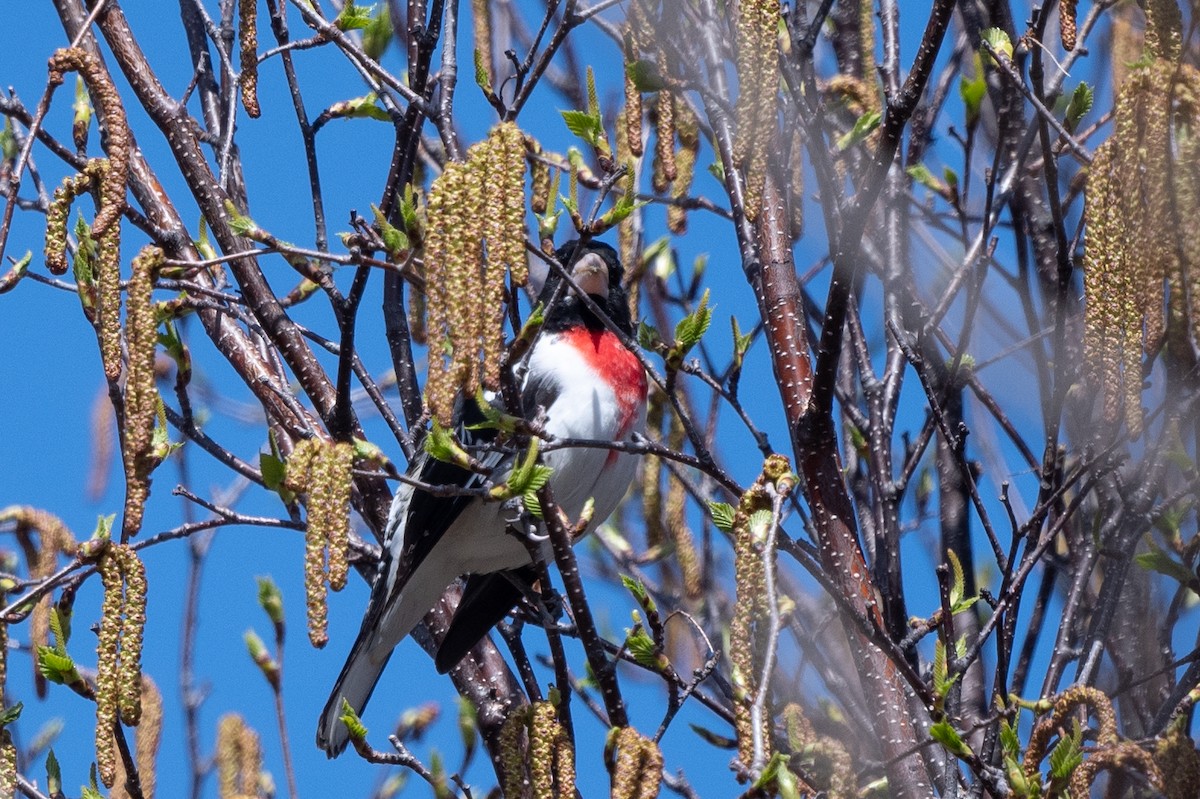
[527,334,647,531]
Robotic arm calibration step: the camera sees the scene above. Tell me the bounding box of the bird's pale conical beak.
[571,252,609,298]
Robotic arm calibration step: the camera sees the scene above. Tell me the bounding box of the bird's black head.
[538,239,634,335]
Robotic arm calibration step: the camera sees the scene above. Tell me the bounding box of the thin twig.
[749,484,786,777]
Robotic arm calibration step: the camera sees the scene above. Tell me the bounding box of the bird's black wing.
[383,398,506,604]
[431,369,565,672]
[522,358,562,420]
[434,565,538,673]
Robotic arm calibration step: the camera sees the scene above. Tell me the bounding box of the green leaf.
[94,514,115,541]
[492,438,553,501]
[754,751,781,788]
[709,501,736,532]
[524,465,553,495]
[578,662,599,690]
[848,423,867,456]
[244,628,270,662]
[642,236,671,276]
[379,773,409,798]
[754,754,800,799]
[981,27,1013,64]
[906,163,951,199]
[1,250,31,287]
[637,321,661,350]
[352,437,390,470]
[371,203,410,255]
[933,638,950,698]
[1154,503,1188,539]
[431,751,454,799]
[457,696,478,750]
[915,468,934,515]
[621,574,649,604]
[575,497,595,529]
[1163,442,1198,474]
[597,182,645,229]
[625,60,666,92]
[87,764,103,796]
[1064,82,1093,131]
[620,575,657,614]
[0,703,23,727]
[260,451,287,492]
[424,421,474,470]
[73,215,97,299]
[945,166,960,188]
[537,208,561,240]
[747,509,773,543]
[1134,548,1200,592]
[339,698,369,742]
[82,765,104,799]
[559,179,578,218]
[1005,754,1034,797]
[151,409,182,461]
[954,595,981,614]
[519,303,546,341]
[244,629,281,690]
[72,75,92,135]
[673,288,713,353]
[943,353,976,378]
[37,646,80,686]
[596,523,634,559]
[906,162,938,190]
[330,92,391,122]
[930,720,974,759]
[731,316,753,364]
[0,117,17,161]
[400,183,423,241]
[1047,722,1083,779]
[46,750,62,796]
[362,6,393,60]
[774,759,801,799]
[257,576,285,625]
[688,723,737,749]
[836,110,881,151]
[50,606,70,652]
[561,109,604,149]
[624,627,658,668]
[155,319,191,385]
[947,549,966,608]
[334,0,375,30]
[224,200,257,237]
[860,777,889,795]
[523,491,543,519]
[475,391,523,436]
[960,52,987,127]
[999,718,1020,759]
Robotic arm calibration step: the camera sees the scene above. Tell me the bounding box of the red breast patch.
[561,328,647,455]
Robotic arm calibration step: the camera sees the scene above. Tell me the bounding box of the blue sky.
[0,1,1139,796]
[1,3,762,795]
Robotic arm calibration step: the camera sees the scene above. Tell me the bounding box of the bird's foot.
[503,499,549,543]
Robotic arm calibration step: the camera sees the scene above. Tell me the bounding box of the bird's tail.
[316,552,459,757]
[316,627,394,757]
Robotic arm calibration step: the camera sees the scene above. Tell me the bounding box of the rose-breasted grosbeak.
[317,240,647,756]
